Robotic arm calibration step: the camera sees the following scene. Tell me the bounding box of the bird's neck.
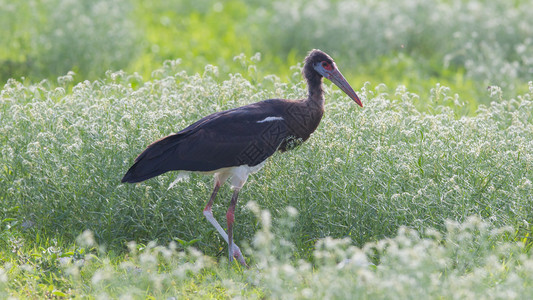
[305,74,325,109]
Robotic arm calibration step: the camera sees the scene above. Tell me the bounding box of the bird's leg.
[203,182,246,266]
[226,188,246,266]
[203,181,226,239]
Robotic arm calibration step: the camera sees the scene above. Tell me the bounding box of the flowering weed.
[0,57,532,297]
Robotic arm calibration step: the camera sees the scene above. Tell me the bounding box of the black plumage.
[122,100,288,182]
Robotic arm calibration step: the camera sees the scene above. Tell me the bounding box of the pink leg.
[226,188,246,266]
[203,182,246,266]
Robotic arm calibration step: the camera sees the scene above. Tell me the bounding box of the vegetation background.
[1,0,532,298]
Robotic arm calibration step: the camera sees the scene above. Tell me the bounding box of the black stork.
[121,49,363,266]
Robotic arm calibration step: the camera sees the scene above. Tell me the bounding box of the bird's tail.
[121,133,184,183]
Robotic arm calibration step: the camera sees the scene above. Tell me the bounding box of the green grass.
[1,0,533,297]
[1,60,532,297]
[1,206,532,298]
[2,0,532,110]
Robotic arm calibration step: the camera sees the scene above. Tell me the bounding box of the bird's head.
[305,49,363,107]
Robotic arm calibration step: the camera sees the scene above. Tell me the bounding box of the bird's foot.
[229,244,247,268]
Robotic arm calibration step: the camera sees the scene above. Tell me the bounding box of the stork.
[121,49,363,266]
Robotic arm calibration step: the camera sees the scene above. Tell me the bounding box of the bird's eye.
[321,61,333,71]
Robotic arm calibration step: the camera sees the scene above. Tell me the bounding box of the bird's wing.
[121,100,290,183]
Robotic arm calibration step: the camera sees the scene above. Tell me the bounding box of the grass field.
[1,0,533,298]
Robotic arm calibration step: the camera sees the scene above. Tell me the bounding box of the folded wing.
[121,100,289,183]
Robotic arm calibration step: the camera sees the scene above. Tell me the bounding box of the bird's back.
[121,99,300,183]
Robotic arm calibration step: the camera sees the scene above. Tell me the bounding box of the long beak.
[326,69,363,107]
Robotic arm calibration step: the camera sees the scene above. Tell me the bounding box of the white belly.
[203,162,266,189]
[168,162,266,190]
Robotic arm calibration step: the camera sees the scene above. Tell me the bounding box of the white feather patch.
[167,172,190,190]
[257,116,284,123]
